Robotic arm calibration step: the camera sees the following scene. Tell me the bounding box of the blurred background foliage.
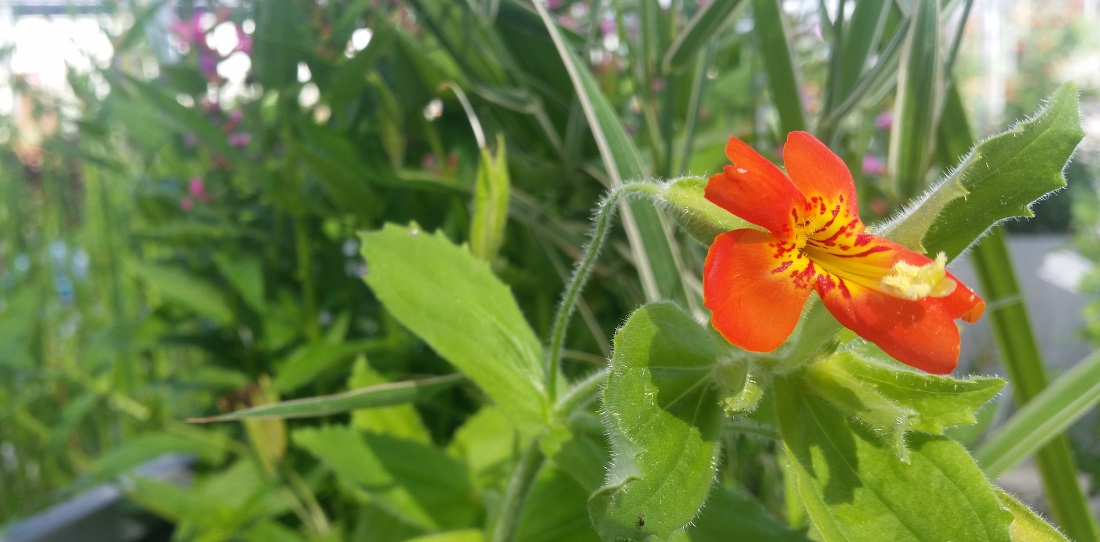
[0,0,1098,540]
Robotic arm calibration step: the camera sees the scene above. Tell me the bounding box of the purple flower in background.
[235,26,253,55]
[228,133,251,148]
[599,16,617,36]
[188,177,208,200]
[171,13,206,49]
[547,0,562,10]
[180,197,194,212]
[863,154,886,176]
[199,51,219,80]
[875,111,893,130]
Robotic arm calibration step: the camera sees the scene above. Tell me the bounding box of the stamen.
[880,252,957,301]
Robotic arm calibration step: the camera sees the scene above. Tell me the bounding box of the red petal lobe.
[704,229,814,352]
[706,137,806,236]
[817,279,961,374]
[783,131,859,206]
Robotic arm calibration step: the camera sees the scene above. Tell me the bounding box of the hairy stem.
[546,182,661,402]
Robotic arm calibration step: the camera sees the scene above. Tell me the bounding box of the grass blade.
[662,0,745,74]
[976,351,1100,478]
[533,2,686,302]
[888,0,942,200]
[752,0,806,133]
[188,374,464,422]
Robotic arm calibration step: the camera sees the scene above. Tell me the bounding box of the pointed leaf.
[189,374,462,423]
[776,375,1012,542]
[470,135,510,261]
[995,487,1071,542]
[805,351,1004,449]
[360,223,548,427]
[590,302,725,541]
[880,83,1084,258]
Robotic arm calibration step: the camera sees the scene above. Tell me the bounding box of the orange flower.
[703,132,984,374]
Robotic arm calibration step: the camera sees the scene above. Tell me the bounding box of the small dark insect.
[636,514,645,528]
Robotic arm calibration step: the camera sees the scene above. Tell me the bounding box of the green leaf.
[347,357,433,443]
[888,0,943,199]
[976,350,1100,478]
[448,406,524,491]
[881,83,1084,259]
[291,121,385,218]
[272,340,373,393]
[130,262,234,325]
[360,223,548,428]
[294,426,481,531]
[190,373,463,422]
[589,302,725,541]
[775,375,1012,542]
[252,0,307,89]
[540,420,609,493]
[804,351,1003,457]
[660,177,750,245]
[515,466,603,542]
[753,0,806,134]
[214,255,265,314]
[94,430,229,479]
[662,0,745,74]
[404,531,485,542]
[470,135,510,261]
[685,486,811,542]
[995,487,1071,542]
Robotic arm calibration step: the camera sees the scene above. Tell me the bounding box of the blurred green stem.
[282,120,321,342]
[546,182,661,402]
[491,443,545,542]
[969,228,1100,540]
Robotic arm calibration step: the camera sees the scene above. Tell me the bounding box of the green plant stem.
[282,120,320,343]
[554,367,609,417]
[546,182,661,402]
[969,227,1100,541]
[491,443,545,542]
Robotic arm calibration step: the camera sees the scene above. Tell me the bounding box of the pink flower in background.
[180,197,194,211]
[863,155,886,176]
[224,110,243,131]
[875,112,893,130]
[188,177,210,202]
[171,13,206,49]
[199,51,219,80]
[235,26,253,55]
[599,17,616,36]
[547,0,562,9]
[228,133,251,148]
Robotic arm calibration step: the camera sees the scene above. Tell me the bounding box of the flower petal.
[817,278,962,374]
[704,228,814,352]
[939,272,985,323]
[782,131,858,206]
[706,137,806,236]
